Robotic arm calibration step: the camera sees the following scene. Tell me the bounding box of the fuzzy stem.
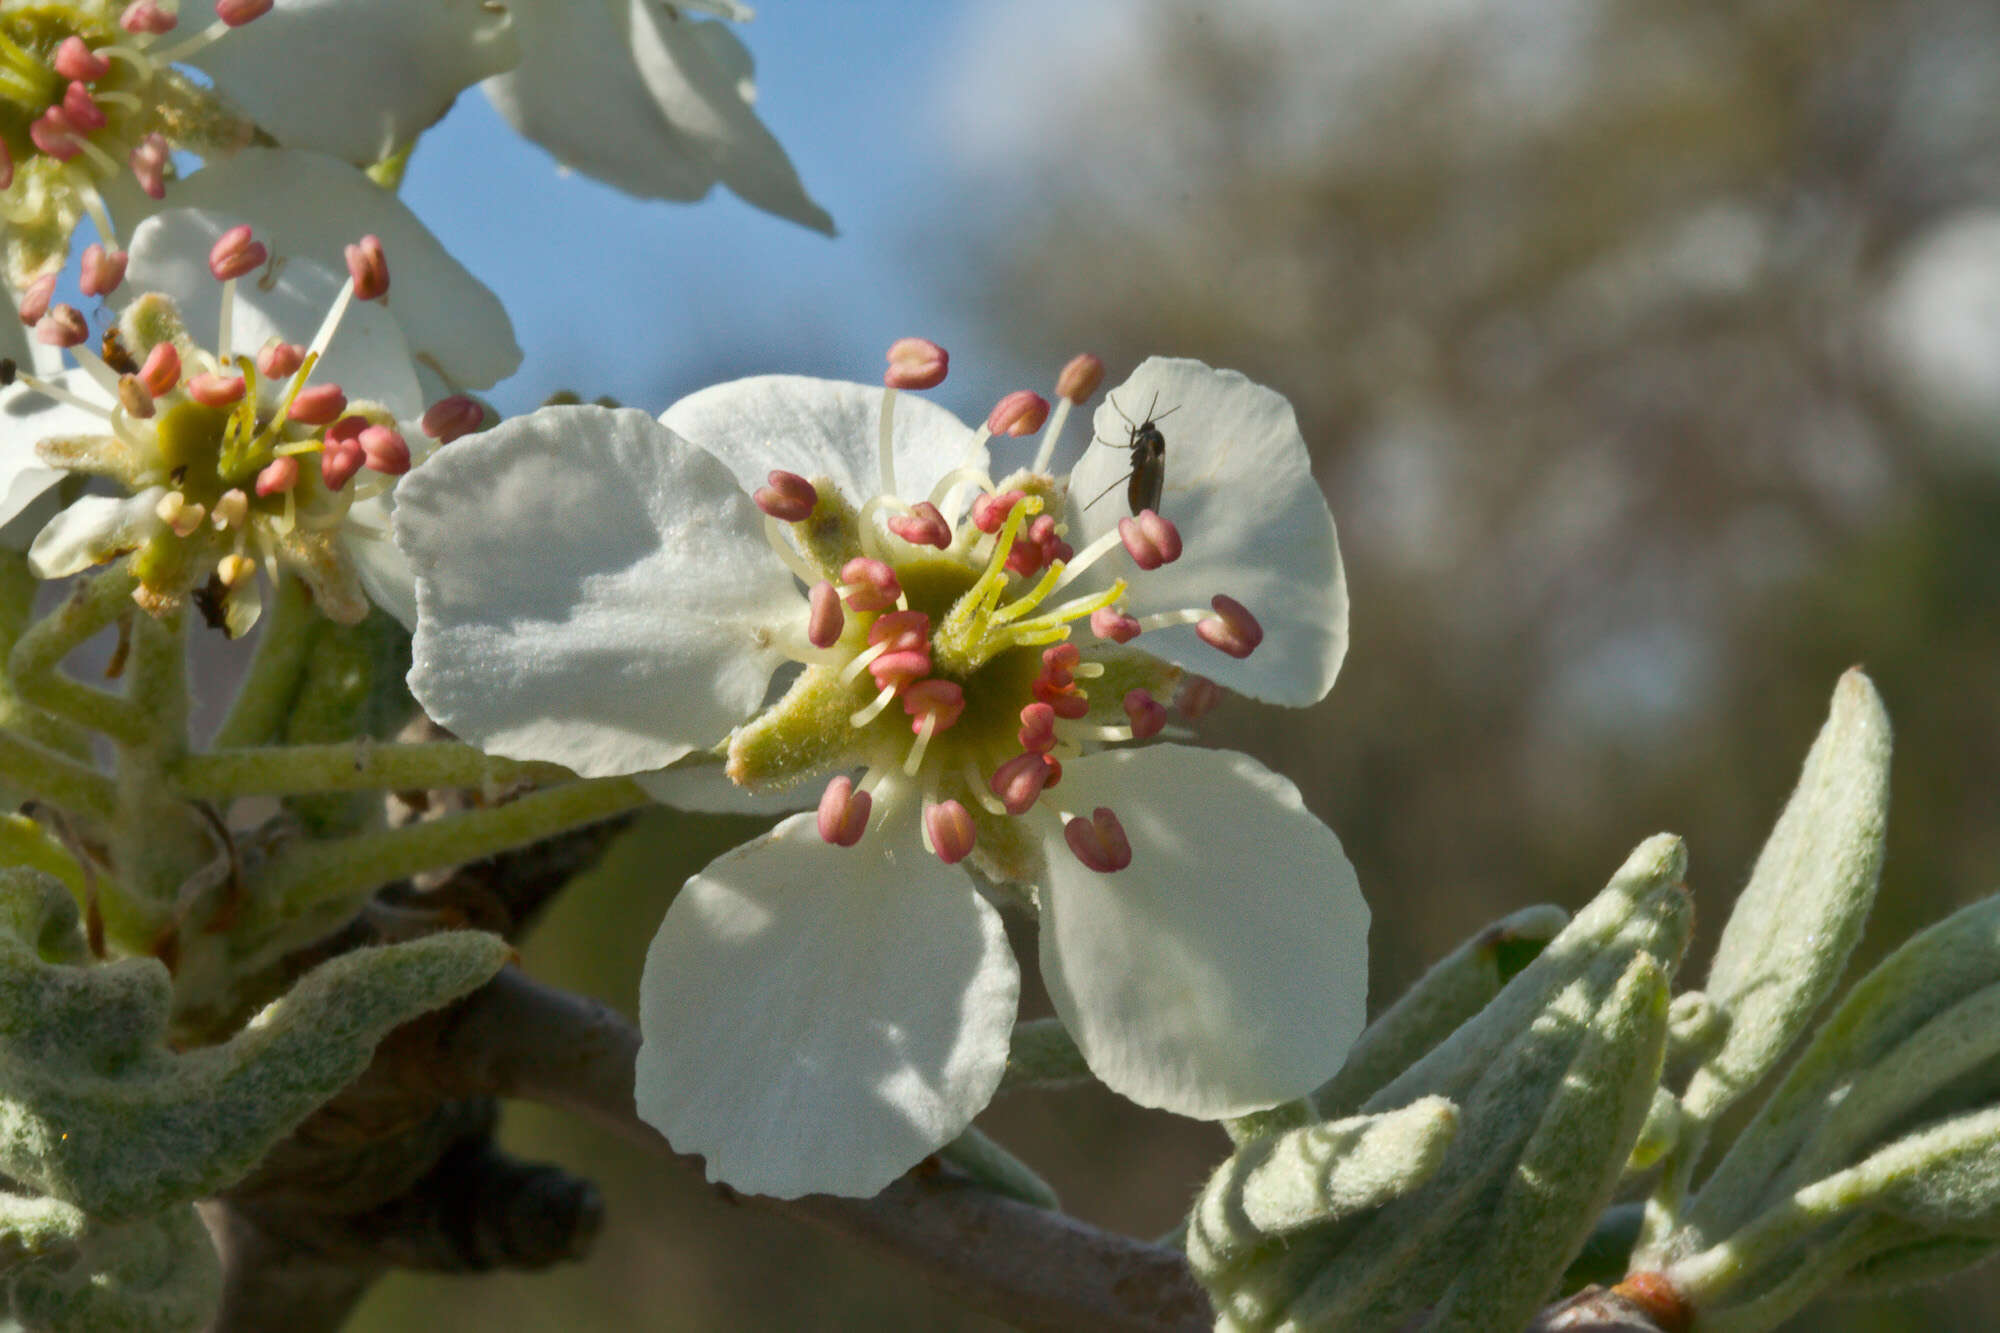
[1691,1216,1889,1333]
[172,742,572,802]
[211,576,314,750]
[7,566,152,748]
[0,730,116,821]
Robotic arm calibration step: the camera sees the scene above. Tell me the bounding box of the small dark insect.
[1086,392,1179,516]
[100,327,138,376]
[192,573,232,635]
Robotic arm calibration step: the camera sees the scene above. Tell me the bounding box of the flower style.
[0,211,489,634]
[392,350,1365,1198]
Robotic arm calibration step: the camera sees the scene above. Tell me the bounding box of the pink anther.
[753,469,816,522]
[1123,689,1167,740]
[884,337,948,390]
[887,500,952,549]
[186,372,246,407]
[1018,701,1057,753]
[116,375,154,419]
[817,775,871,847]
[359,424,410,475]
[840,556,901,613]
[17,275,56,325]
[1091,606,1141,643]
[1118,510,1183,570]
[257,341,305,379]
[867,609,929,655]
[1056,353,1105,404]
[29,107,83,161]
[970,489,1023,534]
[989,752,1055,816]
[902,679,965,734]
[420,394,484,444]
[128,133,169,199]
[255,455,299,497]
[1177,674,1223,719]
[1007,514,1072,576]
[1197,594,1264,659]
[216,0,274,27]
[208,225,267,282]
[806,581,845,648]
[137,342,180,396]
[1064,807,1132,874]
[1041,643,1080,687]
[79,245,127,298]
[924,799,977,865]
[344,234,388,301]
[35,306,87,348]
[60,82,107,133]
[320,417,368,491]
[54,38,111,83]
[120,1,178,34]
[986,390,1049,438]
[284,382,345,425]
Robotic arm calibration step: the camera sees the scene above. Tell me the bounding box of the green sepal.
[1314,904,1568,1119]
[727,663,877,790]
[1681,669,1891,1125]
[6,1203,218,1333]
[937,1126,1060,1211]
[0,867,508,1220]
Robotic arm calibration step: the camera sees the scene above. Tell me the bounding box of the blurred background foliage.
[360,0,2000,1327]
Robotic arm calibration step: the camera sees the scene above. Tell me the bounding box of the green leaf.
[6,1205,217,1333]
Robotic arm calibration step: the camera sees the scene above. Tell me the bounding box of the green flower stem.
[0,813,87,898]
[247,777,650,922]
[938,1127,1060,1210]
[999,1017,1092,1092]
[172,741,574,802]
[7,567,153,748]
[1668,1190,1836,1305]
[210,576,314,750]
[127,607,187,761]
[1693,1216,1890,1333]
[0,730,115,822]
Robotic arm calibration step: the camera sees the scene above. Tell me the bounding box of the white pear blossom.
[392,351,1365,1198]
[0,210,490,633]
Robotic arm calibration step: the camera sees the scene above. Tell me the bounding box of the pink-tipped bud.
[256,340,305,379]
[208,224,267,281]
[1056,353,1105,404]
[215,0,273,26]
[121,1,178,34]
[986,389,1049,438]
[902,679,965,734]
[78,244,128,298]
[138,342,180,397]
[753,469,817,522]
[60,82,107,133]
[284,381,346,425]
[1197,594,1264,658]
[54,38,111,83]
[806,580,845,649]
[990,752,1055,816]
[1123,689,1167,740]
[886,500,951,549]
[1018,701,1057,753]
[884,336,948,390]
[1177,674,1223,719]
[343,233,388,301]
[1064,807,1133,874]
[840,556,901,612]
[359,424,410,475]
[129,133,169,198]
[116,374,154,419]
[420,394,484,444]
[186,371,246,407]
[17,275,56,325]
[816,775,871,847]
[924,800,977,866]
[35,305,88,348]
[1117,510,1183,570]
[1091,606,1141,643]
[970,489,1023,534]
[255,455,299,497]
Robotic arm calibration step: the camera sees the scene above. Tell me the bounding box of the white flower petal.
[0,373,105,529]
[142,150,520,392]
[128,216,424,420]
[396,405,799,776]
[1067,358,1348,706]
[189,0,518,167]
[0,294,62,378]
[635,759,817,815]
[28,488,165,579]
[482,0,722,202]
[341,493,415,629]
[637,813,1018,1198]
[627,8,834,233]
[659,376,985,507]
[1038,745,1369,1119]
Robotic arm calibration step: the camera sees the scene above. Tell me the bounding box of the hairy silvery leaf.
[1315,905,1567,1118]
[0,868,508,1220]
[1362,834,1690,1116]
[1627,1087,1685,1175]
[1840,1231,2000,1297]
[0,1191,85,1271]
[1188,1096,1459,1281]
[1681,669,1890,1125]
[6,1205,217,1333]
[1685,892,2000,1247]
[1421,953,1670,1331]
